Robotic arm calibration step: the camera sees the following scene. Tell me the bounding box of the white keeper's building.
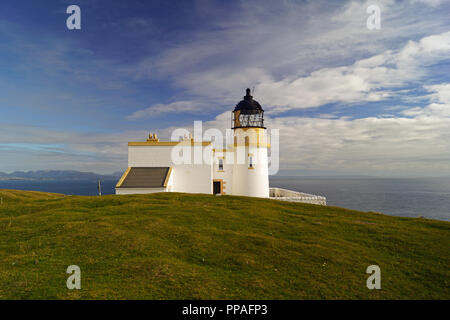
[115,88,326,205]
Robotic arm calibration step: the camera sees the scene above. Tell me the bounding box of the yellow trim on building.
[163,167,173,187]
[233,110,241,127]
[115,167,131,188]
[128,140,212,146]
[234,127,265,132]
[233,142,271,148]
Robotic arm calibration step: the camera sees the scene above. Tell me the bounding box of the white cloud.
[129,0,449,108]
[411,0,447,7]
[0,124,144,173]
[126,100,211,120]
[402,83,450,117]
[425,83,450,104]
[129,30,450,117]
[269,113,450,175]
[256,31,450,113]
[265,81,450,176]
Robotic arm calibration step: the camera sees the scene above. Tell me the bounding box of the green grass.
[0,189,448,299]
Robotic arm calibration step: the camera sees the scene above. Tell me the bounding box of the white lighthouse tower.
[231,88,270,198]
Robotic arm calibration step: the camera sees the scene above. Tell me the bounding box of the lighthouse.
[116,88,325,204]
[231,88,270,198]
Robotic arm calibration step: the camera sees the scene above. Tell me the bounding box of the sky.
[0,0,449,176]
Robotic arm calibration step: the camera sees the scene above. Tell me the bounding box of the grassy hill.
[0,189,448,299]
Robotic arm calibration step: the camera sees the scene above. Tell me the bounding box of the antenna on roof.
[252,86,256,96]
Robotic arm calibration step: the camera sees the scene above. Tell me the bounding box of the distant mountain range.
[0,170,123,181]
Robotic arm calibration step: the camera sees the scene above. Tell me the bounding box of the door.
[213,181,222,194]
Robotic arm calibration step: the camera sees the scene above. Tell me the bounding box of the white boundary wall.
[269,187,326,205]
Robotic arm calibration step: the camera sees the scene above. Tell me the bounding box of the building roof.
[116,167,172,188]
[233,88,264,115]
[128,140,212,146]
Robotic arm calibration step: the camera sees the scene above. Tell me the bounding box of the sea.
[1,177,449,221]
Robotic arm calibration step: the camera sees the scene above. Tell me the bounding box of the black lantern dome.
[232,88,265,129]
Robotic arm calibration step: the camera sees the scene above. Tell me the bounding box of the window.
[218,159,224,171]
[249,156,254,169]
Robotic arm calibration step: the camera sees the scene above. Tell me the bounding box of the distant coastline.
[0,170,122,181]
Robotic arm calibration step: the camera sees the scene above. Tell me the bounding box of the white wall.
[129,146,173,167]
[212,151,233,194]
[166,169,174,192]
[172,163,212,194]
[232,146,269,197]
[128,144,213,194]
[231,129,269,198]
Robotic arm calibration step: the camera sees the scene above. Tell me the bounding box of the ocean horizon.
[1,176,449,222]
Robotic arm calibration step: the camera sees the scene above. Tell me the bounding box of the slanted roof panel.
[117,167,171,188]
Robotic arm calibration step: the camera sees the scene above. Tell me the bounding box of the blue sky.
[0,0,450,176]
